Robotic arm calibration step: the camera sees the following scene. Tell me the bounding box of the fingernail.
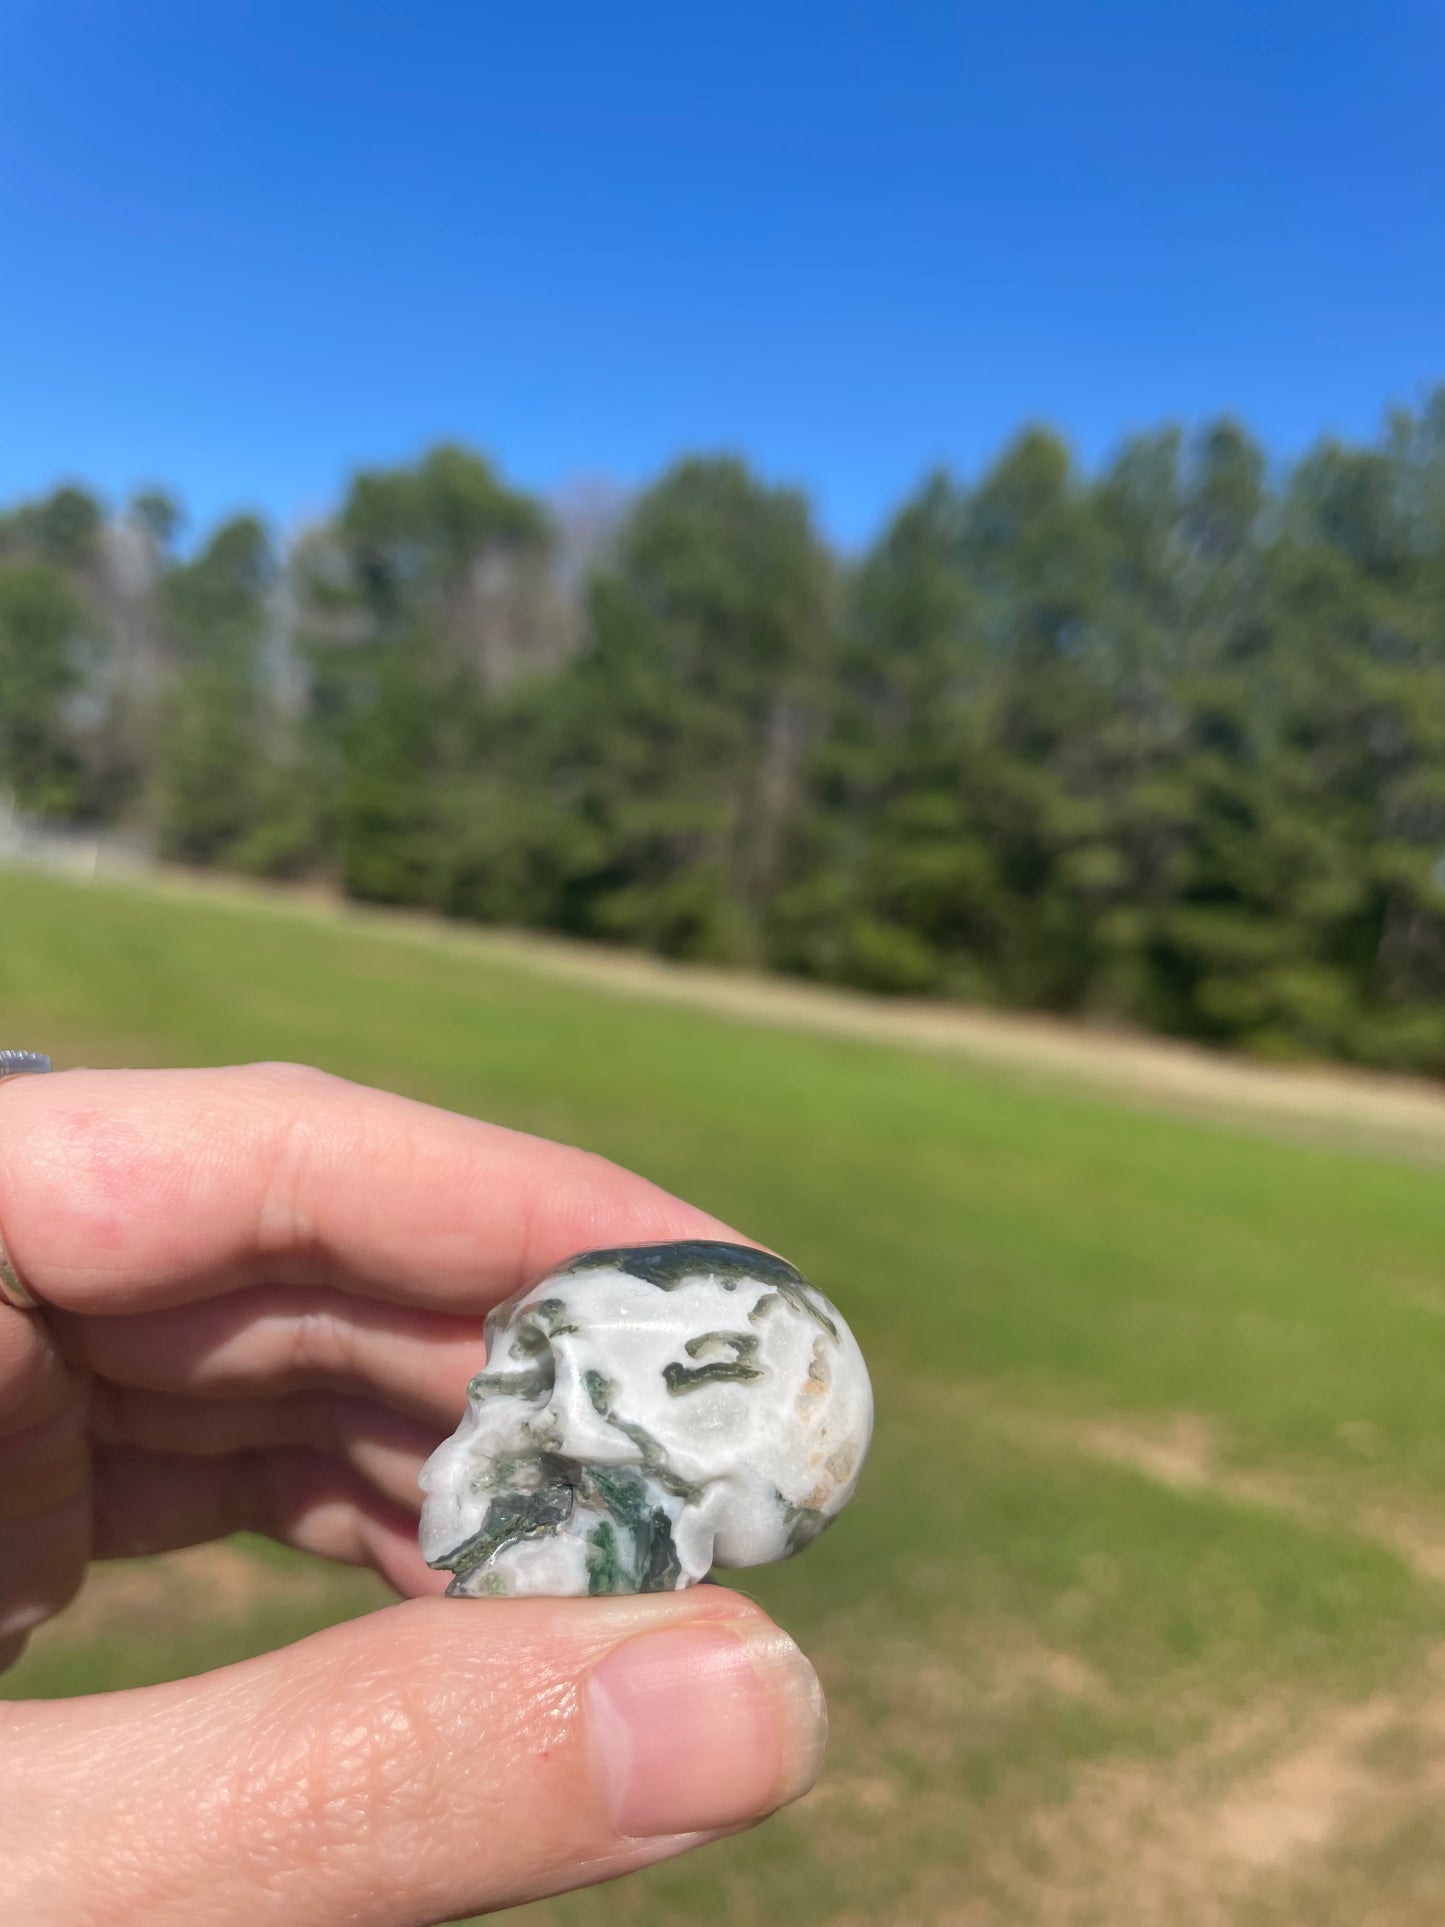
[589,1617,827,1838]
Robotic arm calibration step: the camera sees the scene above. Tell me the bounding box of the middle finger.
[90,1441,450,1596]
[89,1384,440,1514]
[53,1285,485,1425]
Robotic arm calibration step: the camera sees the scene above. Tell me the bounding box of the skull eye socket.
[467,1318,556,1402]
[512,1321,552,1359]
[663,1330,766,1395]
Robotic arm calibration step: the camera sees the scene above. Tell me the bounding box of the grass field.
[8,869,1445,1923]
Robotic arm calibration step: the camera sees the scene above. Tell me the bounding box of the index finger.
[0,1063,735,1314]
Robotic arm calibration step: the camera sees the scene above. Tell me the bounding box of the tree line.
[6,394,1445,1073]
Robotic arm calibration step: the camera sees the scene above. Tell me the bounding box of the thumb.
[2,1588,827,1927]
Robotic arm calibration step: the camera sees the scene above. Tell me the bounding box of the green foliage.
[156,516,286,868]
[294,444,557,900]
[8,400,1445,1071]
[0,484,103,568]
[530,457,836,957]
[0,559,88,813]
[128,488,183,551]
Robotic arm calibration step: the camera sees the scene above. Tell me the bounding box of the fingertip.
[588,1611,827,1838]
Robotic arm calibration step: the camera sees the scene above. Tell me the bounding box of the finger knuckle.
[245,1061,338,1093]
[284,1302,357,1384]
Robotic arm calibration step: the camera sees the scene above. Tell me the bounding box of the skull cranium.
[418,1241,873,1597]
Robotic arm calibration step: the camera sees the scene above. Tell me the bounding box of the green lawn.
[7,868,1445,1923]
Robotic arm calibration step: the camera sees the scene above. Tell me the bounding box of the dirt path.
[98,865,1445,1161]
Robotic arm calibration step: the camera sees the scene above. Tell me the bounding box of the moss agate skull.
[418,1241,873,1597]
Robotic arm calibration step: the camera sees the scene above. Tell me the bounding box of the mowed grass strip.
[7,868,1445,1923]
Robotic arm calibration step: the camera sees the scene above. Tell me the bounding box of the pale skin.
[0,1064,828,1927]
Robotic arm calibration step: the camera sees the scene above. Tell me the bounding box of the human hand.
[0,1064,826,1926]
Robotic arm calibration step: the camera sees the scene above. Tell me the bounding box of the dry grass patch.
[888,1666,1445,1927]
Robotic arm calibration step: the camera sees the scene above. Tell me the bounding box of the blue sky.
[2,1,1441,548]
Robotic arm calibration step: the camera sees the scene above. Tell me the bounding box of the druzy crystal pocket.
[418,1241,873,1597]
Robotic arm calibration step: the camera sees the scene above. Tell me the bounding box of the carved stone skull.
[418,1241,873,1597]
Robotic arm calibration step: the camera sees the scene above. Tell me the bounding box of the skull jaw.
[427,1462,714,1599]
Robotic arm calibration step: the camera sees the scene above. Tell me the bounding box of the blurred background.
[7,3,1445,1921]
